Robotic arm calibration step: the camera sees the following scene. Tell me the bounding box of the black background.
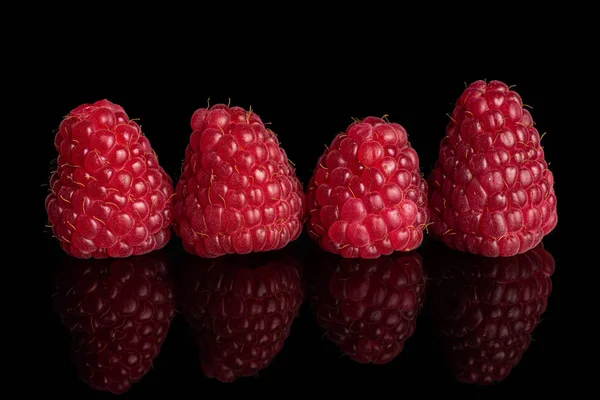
[25,23,584,397]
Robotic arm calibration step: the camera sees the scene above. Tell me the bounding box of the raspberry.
[177,251,303,382]
[427,243,554,384]
[52,252,176,394]
[427,80,557,257]
[308,251,425,363]
[45,100,174,259]
[172,104,305,257]
[307,117,429,258]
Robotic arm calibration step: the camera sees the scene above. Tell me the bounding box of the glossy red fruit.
[307,117,429,258]
[173,104,305,257]
[309,251,425,363]
[53,253,176,394]
[45,100,174,259]
[427,243,554,384]
[177,251,303,382]
[428,80,557,257]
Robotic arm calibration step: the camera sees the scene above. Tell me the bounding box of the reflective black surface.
[40,233,566,396]
[52,253,176,394]
[425,241,555,385]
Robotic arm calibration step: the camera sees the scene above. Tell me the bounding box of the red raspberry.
[45,100,174,259]
[427,243,554,384]
[172,104,305,257]
[177,251,303,382]
[428,80,558,257]
[52,252,176,394]
[308,251,425,363]
[306,117,429,258]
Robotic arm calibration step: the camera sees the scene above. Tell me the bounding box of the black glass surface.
[40,232,566,396]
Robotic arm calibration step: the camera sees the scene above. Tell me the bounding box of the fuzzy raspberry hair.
[173,104,305,257]
[428,80,557,257]
[45,100,174,258]
[307,117,429,258]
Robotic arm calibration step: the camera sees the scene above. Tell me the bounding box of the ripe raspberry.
[172,104,305,257]
[177,251,303,382]
[307,117,429,258]
[428,80,557,257]
[45,100,174,259]
[52,253,176,394]
[427,243,554,384]
[308,251,425,363]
